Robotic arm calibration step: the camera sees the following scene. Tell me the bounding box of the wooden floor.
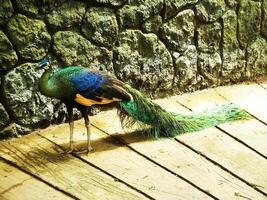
[0,77,267,200]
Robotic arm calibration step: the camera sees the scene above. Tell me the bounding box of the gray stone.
[172,45,198,91]
[0,103,9,129]
[222,10,239,50]
[92,0,127,6]
[142,15,162,33]
[0,30,18,71]
[82,7,118,47]
[238,0,261,48]
[118,0,164,28]
[222,10,246,82]
[262,0,267,39]
[1,63,56,127]
[222,49,246,82]
[0,123,17,138]
[46,1,86,30]
[7,14,51,61]
[15,0,66,16]
[225,0,238,8]
[0,0,13,25]
[114,30,173,97]
[196,0,226,22]
[198,52,221,86]
[246,38,267,78]
[160,9,195,51]
[53,31,113,71]
[15,123,33,135]
[164,0,198,20]
[197,22,221,53]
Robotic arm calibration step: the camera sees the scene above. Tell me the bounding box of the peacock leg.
[81,109,93,154]
[66,105,75,153]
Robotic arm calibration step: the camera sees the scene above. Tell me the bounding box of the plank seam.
[175,101,267,196]
[37,133,154,200]
[256,81,267,91]
[174,138,267,197]
[0,177,31,195]
[176,101,267,160]
[0,156,78,200]
[91,124,219,200]
[215,126,267,160]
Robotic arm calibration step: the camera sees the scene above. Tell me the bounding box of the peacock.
[38,59,250,154]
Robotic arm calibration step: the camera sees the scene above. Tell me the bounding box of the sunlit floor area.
[0,77,266,200]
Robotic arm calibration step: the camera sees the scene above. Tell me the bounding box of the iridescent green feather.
[119,85,250,138]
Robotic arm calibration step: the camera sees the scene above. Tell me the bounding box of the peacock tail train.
[119,85,250,138]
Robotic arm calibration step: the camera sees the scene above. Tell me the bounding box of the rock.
[142,15,162,33]
[7,14,51,61]
[46,1,86,30]
[172,45,198,91]
[15,0,66,16]
[225,0,238,8]
[222,49,246,82]
[196,0,225,22]
[222,10,239,50]
[0,123,17,138]
[238,0,261,48]
[0,30,18,71]
[164,0,198,20]
[1,63,56,128]
[222,10,246,82]
[0,103,9,129]
[15,123,33,135]
[198,52,221,86]
[246,37,267,78]
[197,22,221,53]
[262,0,267,39]
[53,31,113,71]
[160,9,195,51]
[0,0,13,25]
[82,7,118,47]
[114,30,173,96]
[118,0,164,28]
[92,0,127,6]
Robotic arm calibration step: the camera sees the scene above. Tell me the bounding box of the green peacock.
[38,59,250,154]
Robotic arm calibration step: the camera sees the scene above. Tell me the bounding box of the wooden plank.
[0,135,145,200]
[0,160,73,200]
[157,93,267,193]
[39,121,212,200]
[90,108,266,200]
[175,88,267,157]
[215,83,267,123]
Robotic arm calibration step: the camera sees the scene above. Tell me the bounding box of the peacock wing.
[69,69,131,106]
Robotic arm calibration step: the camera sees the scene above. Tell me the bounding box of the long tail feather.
[118,85,250,137]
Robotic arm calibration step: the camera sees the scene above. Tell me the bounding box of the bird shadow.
[70,128,158,154]
[0,128,161,168]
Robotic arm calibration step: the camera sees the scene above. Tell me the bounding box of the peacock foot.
[61,147,78,154]
[73,146,93,155]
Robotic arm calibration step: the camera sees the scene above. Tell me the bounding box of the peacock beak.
[38,59,50,68]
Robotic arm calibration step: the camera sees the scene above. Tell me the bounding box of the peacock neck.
[38,68,60,98]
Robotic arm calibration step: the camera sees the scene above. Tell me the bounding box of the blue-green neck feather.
[39,66,84,99]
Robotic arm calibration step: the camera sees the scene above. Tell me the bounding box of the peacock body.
[38,60,250,153]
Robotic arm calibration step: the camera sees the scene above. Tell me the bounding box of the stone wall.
[0,0,266,137]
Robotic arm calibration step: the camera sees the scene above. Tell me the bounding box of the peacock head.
[38,59,50,70]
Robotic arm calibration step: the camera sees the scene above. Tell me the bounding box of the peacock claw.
[72,147,93,155]
[61,147,78,154]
